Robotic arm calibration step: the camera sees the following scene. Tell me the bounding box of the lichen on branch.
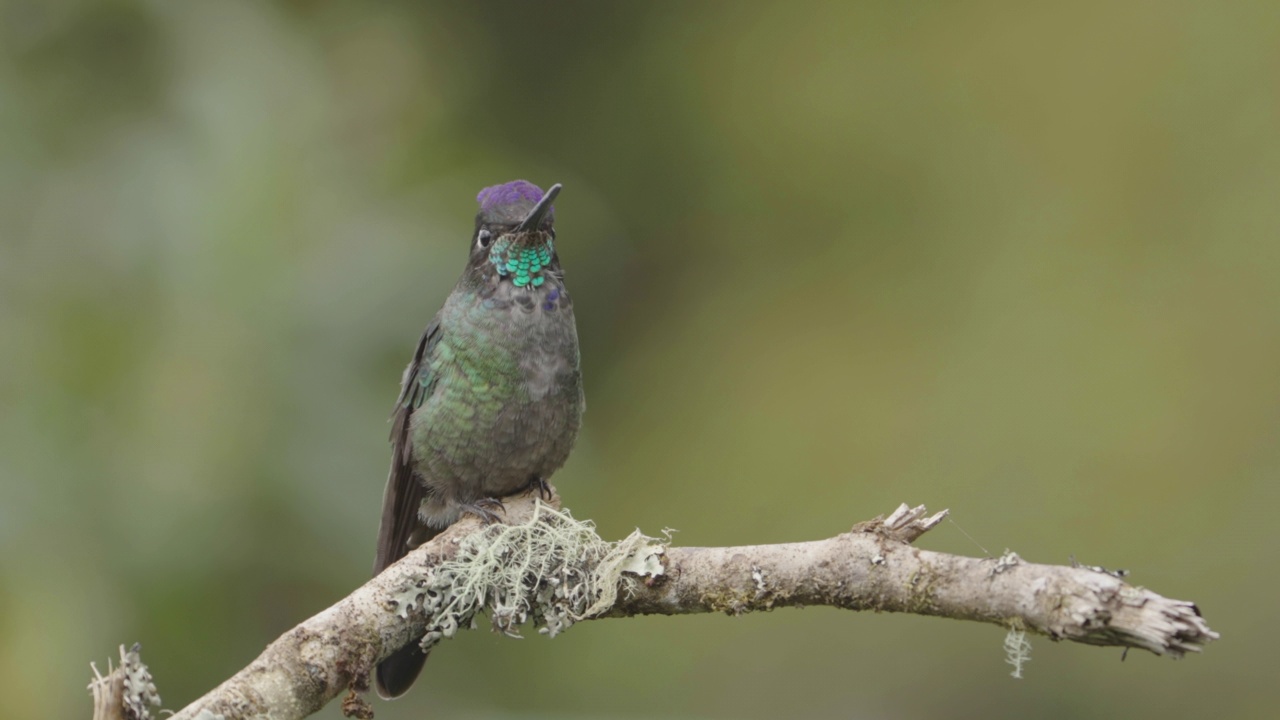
[388,502,667,650]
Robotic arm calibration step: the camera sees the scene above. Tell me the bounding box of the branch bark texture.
[153,491,1215,720]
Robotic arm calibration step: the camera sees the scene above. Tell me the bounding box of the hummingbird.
[372,180,585,699]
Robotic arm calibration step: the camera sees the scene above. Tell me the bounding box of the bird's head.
[468,180,562,289]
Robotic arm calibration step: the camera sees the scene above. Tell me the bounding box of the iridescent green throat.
[489,235,554,288]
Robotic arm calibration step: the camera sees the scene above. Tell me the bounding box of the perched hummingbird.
[372,180,584,699]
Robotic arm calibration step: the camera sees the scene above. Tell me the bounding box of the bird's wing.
[373,316,442,575]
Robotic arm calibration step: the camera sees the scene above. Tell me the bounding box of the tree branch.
[95,490,1215,720]
[608,515,1212,657]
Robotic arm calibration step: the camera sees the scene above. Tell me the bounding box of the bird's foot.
[461,497,506,525]
[529,475,553,501]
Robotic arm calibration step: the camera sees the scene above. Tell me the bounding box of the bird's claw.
[529,476,552,501]
[462,498,506,525]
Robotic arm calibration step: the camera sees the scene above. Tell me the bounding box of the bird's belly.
[411,365,581,515]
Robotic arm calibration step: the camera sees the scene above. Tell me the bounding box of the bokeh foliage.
[2,1,1277,718]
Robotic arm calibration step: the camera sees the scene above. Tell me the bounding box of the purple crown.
[477,180,548,212]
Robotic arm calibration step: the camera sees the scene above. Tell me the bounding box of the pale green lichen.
[1004,626,1032,679]
[990,549,1022,576]
[391,502,666,651]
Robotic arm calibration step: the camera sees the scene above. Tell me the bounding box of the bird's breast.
[448,281,581,401]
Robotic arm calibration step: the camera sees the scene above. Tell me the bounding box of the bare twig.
[101,489,1213,720]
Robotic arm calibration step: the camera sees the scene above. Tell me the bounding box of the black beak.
[515,183,561,232]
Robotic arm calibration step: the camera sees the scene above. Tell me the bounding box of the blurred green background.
[2,1,1277,718]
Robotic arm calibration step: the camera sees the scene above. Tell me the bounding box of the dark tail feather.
[376,644,429,699]
[374,522,443,699]
[374,498,443,699]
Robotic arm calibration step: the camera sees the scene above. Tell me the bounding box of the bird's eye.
[477,229,493,248]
